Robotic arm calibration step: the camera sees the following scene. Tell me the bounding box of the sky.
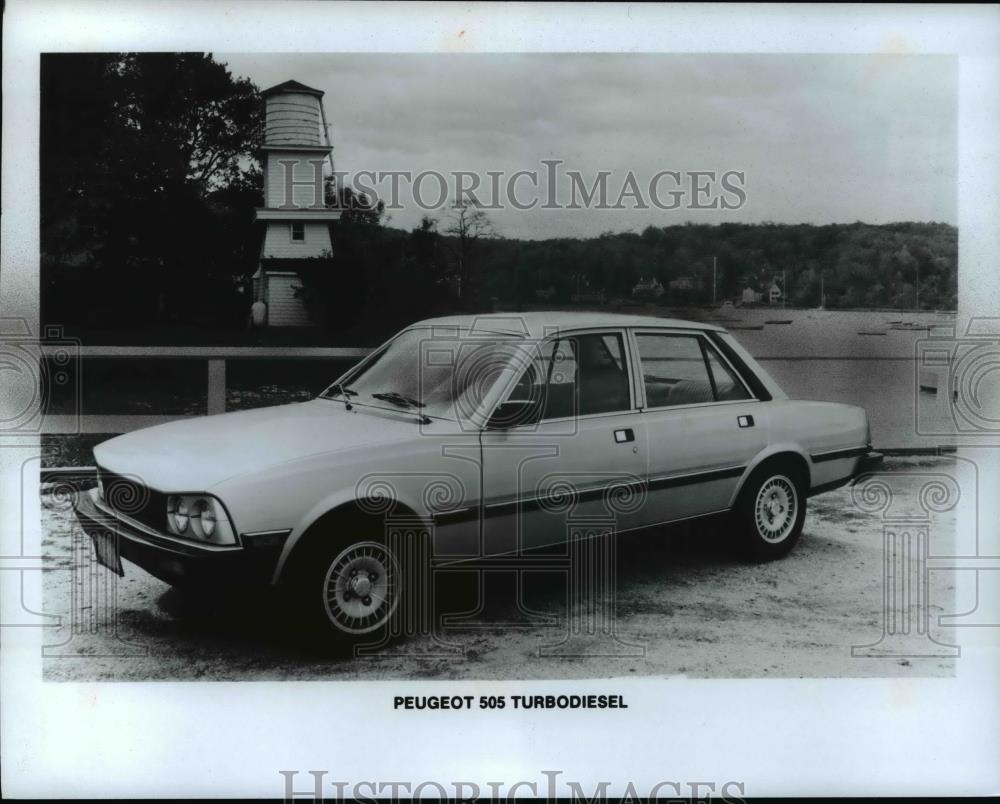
[218,53,957,240]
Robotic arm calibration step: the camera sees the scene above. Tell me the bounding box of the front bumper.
[73,488,285,587]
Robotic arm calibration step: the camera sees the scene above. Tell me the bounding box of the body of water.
[716,308,961,449]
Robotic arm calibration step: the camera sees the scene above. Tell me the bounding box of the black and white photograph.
[2,1,999,799]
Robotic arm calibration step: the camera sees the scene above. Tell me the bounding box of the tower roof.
[260,79,325,98]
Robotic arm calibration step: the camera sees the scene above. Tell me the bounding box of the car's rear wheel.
[733,464,806,560]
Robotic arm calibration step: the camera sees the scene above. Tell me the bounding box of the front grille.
[97,466,166,533]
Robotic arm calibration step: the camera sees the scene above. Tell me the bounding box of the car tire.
[733,463,806,560]
[282,512,426,655]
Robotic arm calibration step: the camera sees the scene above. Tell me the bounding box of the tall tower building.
[253,80,339,326]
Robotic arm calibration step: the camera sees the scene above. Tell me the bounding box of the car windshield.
[320,328,522,420]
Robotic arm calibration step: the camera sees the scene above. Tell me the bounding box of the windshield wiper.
[371,391,425,409]
[322,384,358,398]
[322,383,358,410]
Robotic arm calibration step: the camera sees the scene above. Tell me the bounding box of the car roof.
[411,311,723,339]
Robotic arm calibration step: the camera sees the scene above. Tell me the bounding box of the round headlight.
[194,498,216,539]
[168,495,189,533]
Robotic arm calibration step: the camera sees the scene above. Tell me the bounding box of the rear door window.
[635,332,749,407]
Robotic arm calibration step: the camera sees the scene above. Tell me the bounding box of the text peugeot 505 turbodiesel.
[74,313,882,648]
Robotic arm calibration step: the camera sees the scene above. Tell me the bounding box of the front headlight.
[192,498,216,538]
[167,495,190,533]
[166,494,235,545]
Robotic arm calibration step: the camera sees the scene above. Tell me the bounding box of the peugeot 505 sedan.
[74,312,882,647]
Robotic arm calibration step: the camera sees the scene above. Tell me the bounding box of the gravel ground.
[40,456,959,681]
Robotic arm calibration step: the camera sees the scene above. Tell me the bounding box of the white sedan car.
[74,313,882,647]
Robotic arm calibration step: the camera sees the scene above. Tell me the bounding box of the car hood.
[93,400,427,492]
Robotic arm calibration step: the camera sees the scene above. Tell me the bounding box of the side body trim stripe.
[810,446,868,463]
[430,465,747,525]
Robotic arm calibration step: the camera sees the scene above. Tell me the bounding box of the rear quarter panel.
[763,399,870,491]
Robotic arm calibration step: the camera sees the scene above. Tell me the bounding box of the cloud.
[219,53,957,238]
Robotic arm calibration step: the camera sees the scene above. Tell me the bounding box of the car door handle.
[613,428,635,443]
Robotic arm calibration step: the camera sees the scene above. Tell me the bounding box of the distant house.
[442,274,462,298]
[570,276,605,304]
[632,277,664,299]
[768,281,782,305]
[668,276,700,292]
[741,287,763,304]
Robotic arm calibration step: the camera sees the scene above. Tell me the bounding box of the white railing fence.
[40,345,371,435]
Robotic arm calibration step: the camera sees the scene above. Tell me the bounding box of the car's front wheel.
[733,464,806,560]
[283,515,423,653]
[320,539,400,638]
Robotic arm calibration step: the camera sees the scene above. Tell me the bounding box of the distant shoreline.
[504,303,958,315]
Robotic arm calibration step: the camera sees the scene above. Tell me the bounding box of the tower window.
[290,222,305,241]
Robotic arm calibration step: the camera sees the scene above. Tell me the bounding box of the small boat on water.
[858,330,888,336]
[765,319,793,325]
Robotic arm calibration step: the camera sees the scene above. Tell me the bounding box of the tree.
[444,198,497,304]
[460,221,957,312]
[326,178,386,226]
[41,53,264,328]
[114,53,263,191]
[408,216,447,289]
[292,181,389,331]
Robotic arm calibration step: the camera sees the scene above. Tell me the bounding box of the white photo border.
[2,1,998,798]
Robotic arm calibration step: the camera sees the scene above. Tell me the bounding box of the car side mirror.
[487,398,541,430]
